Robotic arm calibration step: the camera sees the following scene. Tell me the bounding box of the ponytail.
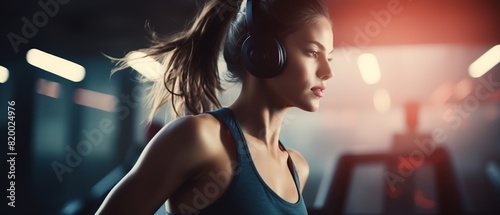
[112,0,244,124]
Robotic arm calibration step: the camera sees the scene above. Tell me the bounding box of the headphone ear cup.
[273,38,287,75]
[241,35,287,78]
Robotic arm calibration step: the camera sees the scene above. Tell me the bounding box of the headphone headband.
[245,0,256,35]
[241,0,287,78]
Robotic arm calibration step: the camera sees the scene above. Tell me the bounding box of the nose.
[318,57,334,80]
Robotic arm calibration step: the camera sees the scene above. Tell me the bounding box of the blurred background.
[1,0,500,214]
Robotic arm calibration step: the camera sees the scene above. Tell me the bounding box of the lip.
[311,86,326,97]
[311,86,326,91]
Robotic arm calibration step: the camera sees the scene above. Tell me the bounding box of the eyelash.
[308,50,333,62]
[307,50,319,58]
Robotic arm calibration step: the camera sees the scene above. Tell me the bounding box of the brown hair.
[111,0,330,124]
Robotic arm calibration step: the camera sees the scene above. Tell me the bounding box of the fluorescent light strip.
[469,44,500,78]
[357,53,381,85]
[26,49,86,82]
[73,88,117,112]
[0,65,9,83]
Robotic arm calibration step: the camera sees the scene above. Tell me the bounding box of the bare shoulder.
[95,113,223,214]
[151,113,222,159]
[133,113,223,179]
[155,113,220,142]
[287,148,310,191]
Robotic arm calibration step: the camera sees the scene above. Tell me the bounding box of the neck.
[228,80,290,156]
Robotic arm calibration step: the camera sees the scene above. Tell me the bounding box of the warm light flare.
[73,88,117,112]
[373,88,391,113]
[429,81,455,106]
[36,79,60,98]
[357,53,381,85]
[454,78,473,101]
[414,190,436,209]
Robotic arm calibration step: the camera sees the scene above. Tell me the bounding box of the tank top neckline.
[221,107,303,206]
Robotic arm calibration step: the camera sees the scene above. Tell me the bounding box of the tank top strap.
[205,107,251,163]
[278,140,302,191]
[195,108,308,214]
[207,108,302,193]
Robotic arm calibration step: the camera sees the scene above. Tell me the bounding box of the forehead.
[284,16,333,49]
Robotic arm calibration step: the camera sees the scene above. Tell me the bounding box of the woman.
[97,0,333,214]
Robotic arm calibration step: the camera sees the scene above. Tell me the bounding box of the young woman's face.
[266,16,334,112]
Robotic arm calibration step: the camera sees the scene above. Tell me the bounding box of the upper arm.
[288,149,309,192]
[96,116,215,214]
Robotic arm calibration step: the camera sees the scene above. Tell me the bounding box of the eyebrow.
[304,41,334,54]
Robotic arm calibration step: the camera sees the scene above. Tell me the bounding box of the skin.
[96,16,334,214]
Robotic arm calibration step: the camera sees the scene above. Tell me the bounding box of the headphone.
[241,0,287,78]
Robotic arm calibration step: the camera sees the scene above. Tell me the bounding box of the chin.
[310,105,320,112]
[298,102,320,112]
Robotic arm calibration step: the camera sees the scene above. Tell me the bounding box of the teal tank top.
[175,107,308,215]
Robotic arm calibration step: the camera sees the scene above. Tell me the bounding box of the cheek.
[273,62,313,99]
[282,52,315,84]
[268,49,317,97]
